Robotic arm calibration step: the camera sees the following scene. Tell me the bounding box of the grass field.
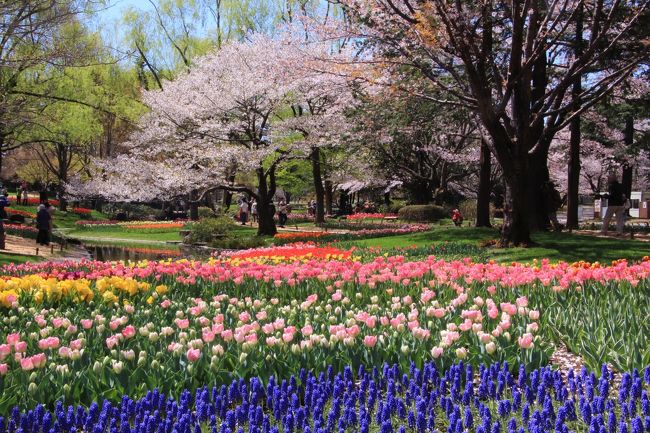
[350,226,650,263]
[0,253,41,266]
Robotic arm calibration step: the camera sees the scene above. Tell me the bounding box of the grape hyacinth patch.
[2,361,649,433]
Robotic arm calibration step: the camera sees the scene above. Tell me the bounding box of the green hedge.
[398,205,447,222]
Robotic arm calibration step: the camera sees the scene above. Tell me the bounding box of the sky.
[97,0,153,24]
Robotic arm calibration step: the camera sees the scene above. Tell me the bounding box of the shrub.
[198,206,216,219]
[379,199,407,215]
[186,217,233,244]
[458,199,477,221]
[398,204,447,222]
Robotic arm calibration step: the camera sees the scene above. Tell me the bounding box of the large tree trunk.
[566,111,581,229]
[502,165,532,246]
[256,167,277,236]
[310,147,325,224]
[566,4,583,230]
[189,189,199,221]
[622,115,634,198]
[476,139,492,227]
[222,174,235,211]
[324,180,333,215]
[526,151,551,231]
[58,185,68,212]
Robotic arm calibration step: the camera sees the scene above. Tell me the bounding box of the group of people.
[237,197,289,227]
[0,183,55,246]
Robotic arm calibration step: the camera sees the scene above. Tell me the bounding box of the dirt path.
[0,235,63,259]
[573,229,650,242]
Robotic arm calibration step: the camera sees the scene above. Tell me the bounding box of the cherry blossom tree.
[75,33,354,235]
[325,0,649,245]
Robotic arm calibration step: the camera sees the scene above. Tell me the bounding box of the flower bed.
[75,220,189,231]
[219,243,354,263]
[2,224,38,239]
[348,212,397,220]
[6,209,36,219]
[2,360,648,433]
[70,207,93,217]
[8,197,60,206]
[273,224,430,244]
[0,255,649,409]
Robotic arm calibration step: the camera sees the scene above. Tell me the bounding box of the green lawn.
[0,253,42,266]
[349,227,650,264]
[64,228,183,243]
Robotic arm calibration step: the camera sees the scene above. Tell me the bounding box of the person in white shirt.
[239,199,249,225]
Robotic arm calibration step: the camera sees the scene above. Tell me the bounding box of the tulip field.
[0,244,649,433]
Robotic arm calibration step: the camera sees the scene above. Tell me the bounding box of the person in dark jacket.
[0,194,8,220]
[601,174,626,236]
[36,204,51,246]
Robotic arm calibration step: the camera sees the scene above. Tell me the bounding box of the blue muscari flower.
[521,404,530,423]
[507,418,516,433]
[620,421,629,433]
[380,419,392,433]
[407,411,415,429]
[491,420,501,433]
[464,406,473,429]
[630,417,643,433]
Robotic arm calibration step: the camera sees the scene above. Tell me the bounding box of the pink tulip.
[175,318,189,329]
[516,296,528,307]
[0,344,11,357]
[20,357,34,371]
[186,348,201,362]
[363,335,377,347]
[122,325,136,339]
[59,347,72,358]
[160,299,172,308]
[70,339,83,350]
[528,310,540,320]
[301,324,313,336]
[0,363,7,375]
[80,319,93,329]
[14,341,27,352]
[106,335,119,349]
[431,347,444,358]
[6,333,20,345]
[518,333,534,349]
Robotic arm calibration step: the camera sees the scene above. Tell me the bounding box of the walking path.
[0,235,63,259]
[572,230,650,242]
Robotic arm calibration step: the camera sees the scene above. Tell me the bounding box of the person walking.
[16,185,22,205]
[0,193,8,221]
[251,199,258,224]
[239,198,249,226]
[601,174,626,236]
[278,199,288,227]
[36,204,51,246]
